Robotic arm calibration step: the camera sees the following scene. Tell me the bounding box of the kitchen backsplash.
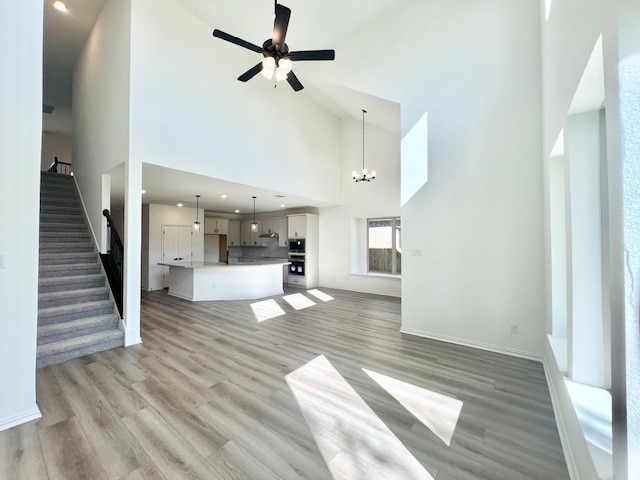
[228,239,289,261]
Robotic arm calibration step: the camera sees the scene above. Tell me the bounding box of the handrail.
[101,209,124,317]
[47,156,72,175]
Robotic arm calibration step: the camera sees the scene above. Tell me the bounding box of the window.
[367,217,401,275]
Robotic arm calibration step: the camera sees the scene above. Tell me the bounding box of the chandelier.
[352,109,376,182]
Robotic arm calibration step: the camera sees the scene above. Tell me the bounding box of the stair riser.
[39,256,98,266]
[40,244,95,254]
[40,196,79,205]
[38,318,118,345]
[40,235,92,243]
[39,277,105,293]
[40,225,88,233]
[41,190,77,198]
[40,216,85,225]
[39,291,109,310]
[39,266,102,278]
[39,305,115,326]
[36,336,123,368]
[40,206,82,215]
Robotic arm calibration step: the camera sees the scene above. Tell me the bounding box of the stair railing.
[101,209,124,317]
[47,156,72,175]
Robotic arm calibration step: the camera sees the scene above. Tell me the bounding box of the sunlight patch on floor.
[363,368,462,446]
[282,293,316,310]
[286,355,434,480]
[307,289,334,302]
[250,299,286,322]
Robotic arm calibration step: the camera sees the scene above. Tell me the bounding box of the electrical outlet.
[212,283,216,289]
[411,249,423,257]
[510,324,520,335]
[0,254,5,269]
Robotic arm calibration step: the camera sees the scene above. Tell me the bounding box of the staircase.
[37,172,124,368]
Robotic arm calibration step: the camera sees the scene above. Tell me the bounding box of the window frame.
[366,216,401,276]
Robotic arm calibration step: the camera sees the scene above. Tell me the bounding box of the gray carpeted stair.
[37,172,124,368]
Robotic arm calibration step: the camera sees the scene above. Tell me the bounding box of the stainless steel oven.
[289,258,305,276]
[289,239,305,253]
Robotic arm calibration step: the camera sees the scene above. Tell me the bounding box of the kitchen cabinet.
[204,217,228,235]
[241,220,262,246]
[278,217,288,247]
[227,220,240,246]
[262,218,279,235]
[288,214,307,239]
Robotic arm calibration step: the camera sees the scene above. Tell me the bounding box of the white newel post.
[123,159,142,346]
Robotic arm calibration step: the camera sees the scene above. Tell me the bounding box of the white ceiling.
[109,163,334,213]
[44,0,404,210]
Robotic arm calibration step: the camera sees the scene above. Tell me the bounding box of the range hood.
[259,232,279,238]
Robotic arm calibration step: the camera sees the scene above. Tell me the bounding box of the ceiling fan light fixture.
[261,57,276,79]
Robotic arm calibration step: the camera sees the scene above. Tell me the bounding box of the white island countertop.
[158,259,290,301]
[158,260,290,269]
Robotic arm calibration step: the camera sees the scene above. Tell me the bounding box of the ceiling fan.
[212,2,335,92]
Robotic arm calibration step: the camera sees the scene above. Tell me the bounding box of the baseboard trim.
[542,358,580,480]
[399,327,543,362]
[0,406,42,432]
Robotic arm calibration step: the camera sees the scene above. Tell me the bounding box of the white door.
[161,225,193,288]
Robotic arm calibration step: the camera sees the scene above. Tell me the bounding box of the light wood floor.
[1,287,569,479]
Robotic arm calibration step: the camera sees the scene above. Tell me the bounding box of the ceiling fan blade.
[287,71,304,92]
[272,4,291,48]
[213,29,263,53]
[238,63,264,82]
[287,50,335,61]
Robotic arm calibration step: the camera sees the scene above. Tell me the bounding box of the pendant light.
[251,196,258,231]
[352,109,376,182]
[193,195,201,231]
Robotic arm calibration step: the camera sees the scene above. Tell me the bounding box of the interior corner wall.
[318,117,401,297]
[41,131,72,171]
[144,204,205,291]
[73,0,132,249]
[128,0,342,206]
[0,0,43,430]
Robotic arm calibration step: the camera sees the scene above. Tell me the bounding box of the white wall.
[41,131,72,171]
[128,0,342,206]
[73,0,131,250]
[618,1,640,476]
[339,0,543,358]
[540,0,627,477]
[319,117,401,297]
[142,204,205,291]
[0,0,43,431]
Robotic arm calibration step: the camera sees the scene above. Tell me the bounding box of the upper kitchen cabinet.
[227,220,241,246]
[288,214,307,239]
[204,217,229,235]
[262,218,279,235]
[241,220,262,246]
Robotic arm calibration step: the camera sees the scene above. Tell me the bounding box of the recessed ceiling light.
[177,202,184,207]
[141,190,146,194]
[53,1,68,13]
[280,204,285,208]
[221,194,228,199]
[235,209,240,213]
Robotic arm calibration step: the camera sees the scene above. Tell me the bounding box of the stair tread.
[38,299,114,316]
[39,252,97,259]
[39,262,98,271]
[38,287,108,301]
[38,314,119,337]
[39,273,105,285]
[37,330,123,359]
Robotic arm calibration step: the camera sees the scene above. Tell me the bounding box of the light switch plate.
[0,254,5,269]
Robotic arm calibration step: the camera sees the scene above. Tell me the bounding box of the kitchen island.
[158,260,290,301]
